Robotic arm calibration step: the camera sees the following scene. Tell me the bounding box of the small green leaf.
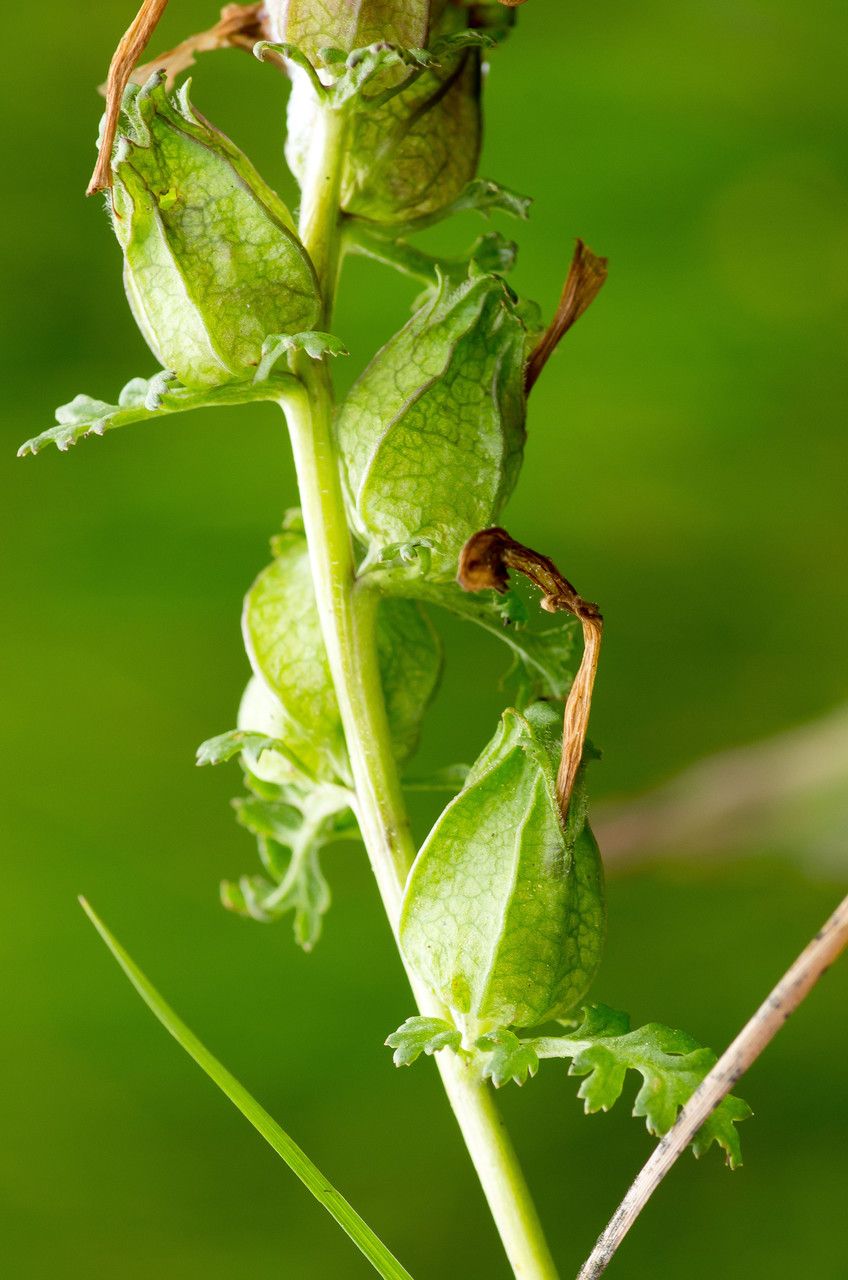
[196,729,291,768]
[385,1016,462,1067]
[533,1004,752,1167]
[253,41,327,99]
[400,703,605,1032]
[254,331,349,382]
[18,374,294,457]
[450,177,533,222]
[79,900,415,1280]
[222,840,331,949]
[477,1029,539,1088]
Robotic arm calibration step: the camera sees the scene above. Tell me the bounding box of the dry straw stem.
[457,526,602,818]
[577,889,848,1280]
[525,240,608,393]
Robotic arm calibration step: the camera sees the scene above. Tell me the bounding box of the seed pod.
[285,3,483,224]
[242,527,443,783]
[109,73,321,389]
[336,270,534,578]
[399,702,605,1034]
[268,0,430,63]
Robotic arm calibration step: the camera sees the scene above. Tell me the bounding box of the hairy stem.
[281,97,560,1280]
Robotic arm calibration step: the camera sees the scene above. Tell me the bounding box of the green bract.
[269,0,430,64]
[399,702,605,1035]
[336,271,534,578]
[110,74,320,389]
[242,526,443,784]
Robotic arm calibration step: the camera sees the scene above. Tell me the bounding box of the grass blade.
[79,897,414,1280]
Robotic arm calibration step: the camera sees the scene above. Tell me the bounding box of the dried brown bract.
[458,526,602,818]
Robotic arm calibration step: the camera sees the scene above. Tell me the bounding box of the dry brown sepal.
[525,239,608,393]
[87,2,268,196]
[458,526,602,819]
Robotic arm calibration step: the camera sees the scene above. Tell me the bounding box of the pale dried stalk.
[457,527,602,818]
[577,889,848,1280]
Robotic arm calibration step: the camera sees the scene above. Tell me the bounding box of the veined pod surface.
[268,0,431,63]
[399,701,605,1034]
[285,3,484,224]
[336,270,534,578]
[242,528,443,783]
[109,74,320,389]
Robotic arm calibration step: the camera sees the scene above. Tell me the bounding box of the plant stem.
[280,97,560,1280]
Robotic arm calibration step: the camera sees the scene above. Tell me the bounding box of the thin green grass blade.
[79,897,414,1280]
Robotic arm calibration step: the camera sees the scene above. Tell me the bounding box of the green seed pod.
[241,526,443,783]
[336,270,535,578]
[268,0,430,62]
[109,74,321,389]
[285,4,484,224]
[399,702,605,1035]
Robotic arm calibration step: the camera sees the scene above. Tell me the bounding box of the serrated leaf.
[443,177,532,223]
[225,775,359,948]
[196,729,292,769]
[79,900,415,1280]
[337,272,529,579]
[477,1029,539,1087]
[400,702,605,1031]
[18,374,292,457]
[254,331,349,383]
[232,794,304,845]
[385,1016,461,1067]
[533,1004,751,1167]
[222,840,331,949]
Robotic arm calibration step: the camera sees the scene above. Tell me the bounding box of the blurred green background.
[3,1,847,1276]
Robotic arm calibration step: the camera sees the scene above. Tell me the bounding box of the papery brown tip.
[458,526,603,820]
[525,239,608,392]
[87,0,171,195]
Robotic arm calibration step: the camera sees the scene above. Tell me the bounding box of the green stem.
[282,96,560,1280]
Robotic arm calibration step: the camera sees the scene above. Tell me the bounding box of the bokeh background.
[3,1,847,1276]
